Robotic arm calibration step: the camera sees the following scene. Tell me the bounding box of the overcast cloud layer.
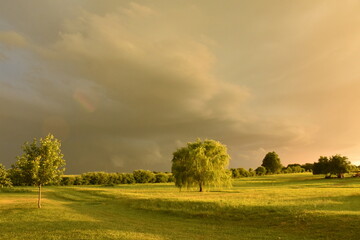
[1,0,360,173]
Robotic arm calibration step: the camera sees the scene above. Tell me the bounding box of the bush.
[133,170,155,183]
[255,166,267,176]
[80,172,109,185]
[231,168,251,178]
[121,173,135,184]
[73,176,82,185]
[167,174,175,182]
[155,173,169,183]
[0,164,12,187]
[60,176,76,186]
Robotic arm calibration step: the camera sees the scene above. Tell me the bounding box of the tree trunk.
[38,184,42,209]
[199,182,203,192]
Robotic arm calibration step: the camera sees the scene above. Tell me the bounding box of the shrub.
[60,176,76,186]
[133,170,155,183]
[255,166,267,176]
[155,173,169,183]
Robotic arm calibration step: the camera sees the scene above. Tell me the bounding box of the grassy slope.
[0,173,359,240]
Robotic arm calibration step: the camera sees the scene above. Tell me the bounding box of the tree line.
[230,151,359,179]
[1,135,359,207]
[60,170,173,186]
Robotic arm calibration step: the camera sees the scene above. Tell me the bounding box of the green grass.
[1,173,359,239]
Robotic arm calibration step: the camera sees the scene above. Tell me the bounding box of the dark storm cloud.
[2,0,360,172]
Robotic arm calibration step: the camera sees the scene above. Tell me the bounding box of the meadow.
[0,173,359,240]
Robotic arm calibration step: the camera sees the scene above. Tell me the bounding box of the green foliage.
[81,171,110,185]
[282,165,305,174]
[155,173,169,183]
[230,168,251,178]
[248,168,256,176]
[171,139,231,192]
[313,156,329,175]
[255,166,267,176]
[133,170,156,183]
[11,134,65,208]
[301,163,314,172]
[60,171,172,186]
[12,134,66,187]
[60,176,76,186]
[122,173,136,184]
[261,151,282,174]
[313,155,351,178]
[0,164,12,187]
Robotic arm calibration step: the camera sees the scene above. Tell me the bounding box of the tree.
[255,166,267,176]
[261,151,282,174]
[171,139,231,192]
[313,155,351,178]
[12,134,65,208]
[154,173,169,183]
[0,164,12,188]
[301,163,314,172]
[133,170,155,183]
[313,156,329,176]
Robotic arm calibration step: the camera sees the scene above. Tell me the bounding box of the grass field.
[1,173,359,240]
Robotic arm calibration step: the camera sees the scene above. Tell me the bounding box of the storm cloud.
[1,0,360,173]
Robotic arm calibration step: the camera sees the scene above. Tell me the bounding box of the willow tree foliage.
[12,134,65,208]
[0,164,12,187]
[171,139,231,192]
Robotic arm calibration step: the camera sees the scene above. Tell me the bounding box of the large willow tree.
[171,139,231,192]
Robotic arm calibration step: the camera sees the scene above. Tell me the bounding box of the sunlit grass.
[0,173,359,239]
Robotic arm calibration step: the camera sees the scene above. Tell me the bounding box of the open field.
[0,173,359,240]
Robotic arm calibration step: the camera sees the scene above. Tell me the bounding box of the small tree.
[133,170,155,183]
[0,164,12,188]
[12,134,65,208]
[255,166,267,176]
[171,139,231,192]
[261,151,282,174]
[301,163,314,172]
[154,173,169,183]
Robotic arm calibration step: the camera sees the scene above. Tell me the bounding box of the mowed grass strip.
[0,173,359,240]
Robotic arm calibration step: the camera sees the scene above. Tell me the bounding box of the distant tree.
[248,168,256,177]
[11,134,65,208]
[313,156,330,177]
[133,170,155,183]
[313,155,351,178]
[121,173,135,184]
[282,167,292,174]
[81,172,110,185]
[255,166,267,176]
[261,152,282,174]
[230,168,250,178]
[301,163,314,172]
[171,139,231,192]
[60,176,75,186]
[154,173,169,183]
[328,155,351,178]
[348,164,359,172]
[238,168,250,177]
[283,164,305,174]
[287,164,301,168]
[0,164,12,187]
[230,168,240,178]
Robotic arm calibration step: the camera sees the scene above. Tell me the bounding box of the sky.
[1,0,360,174]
